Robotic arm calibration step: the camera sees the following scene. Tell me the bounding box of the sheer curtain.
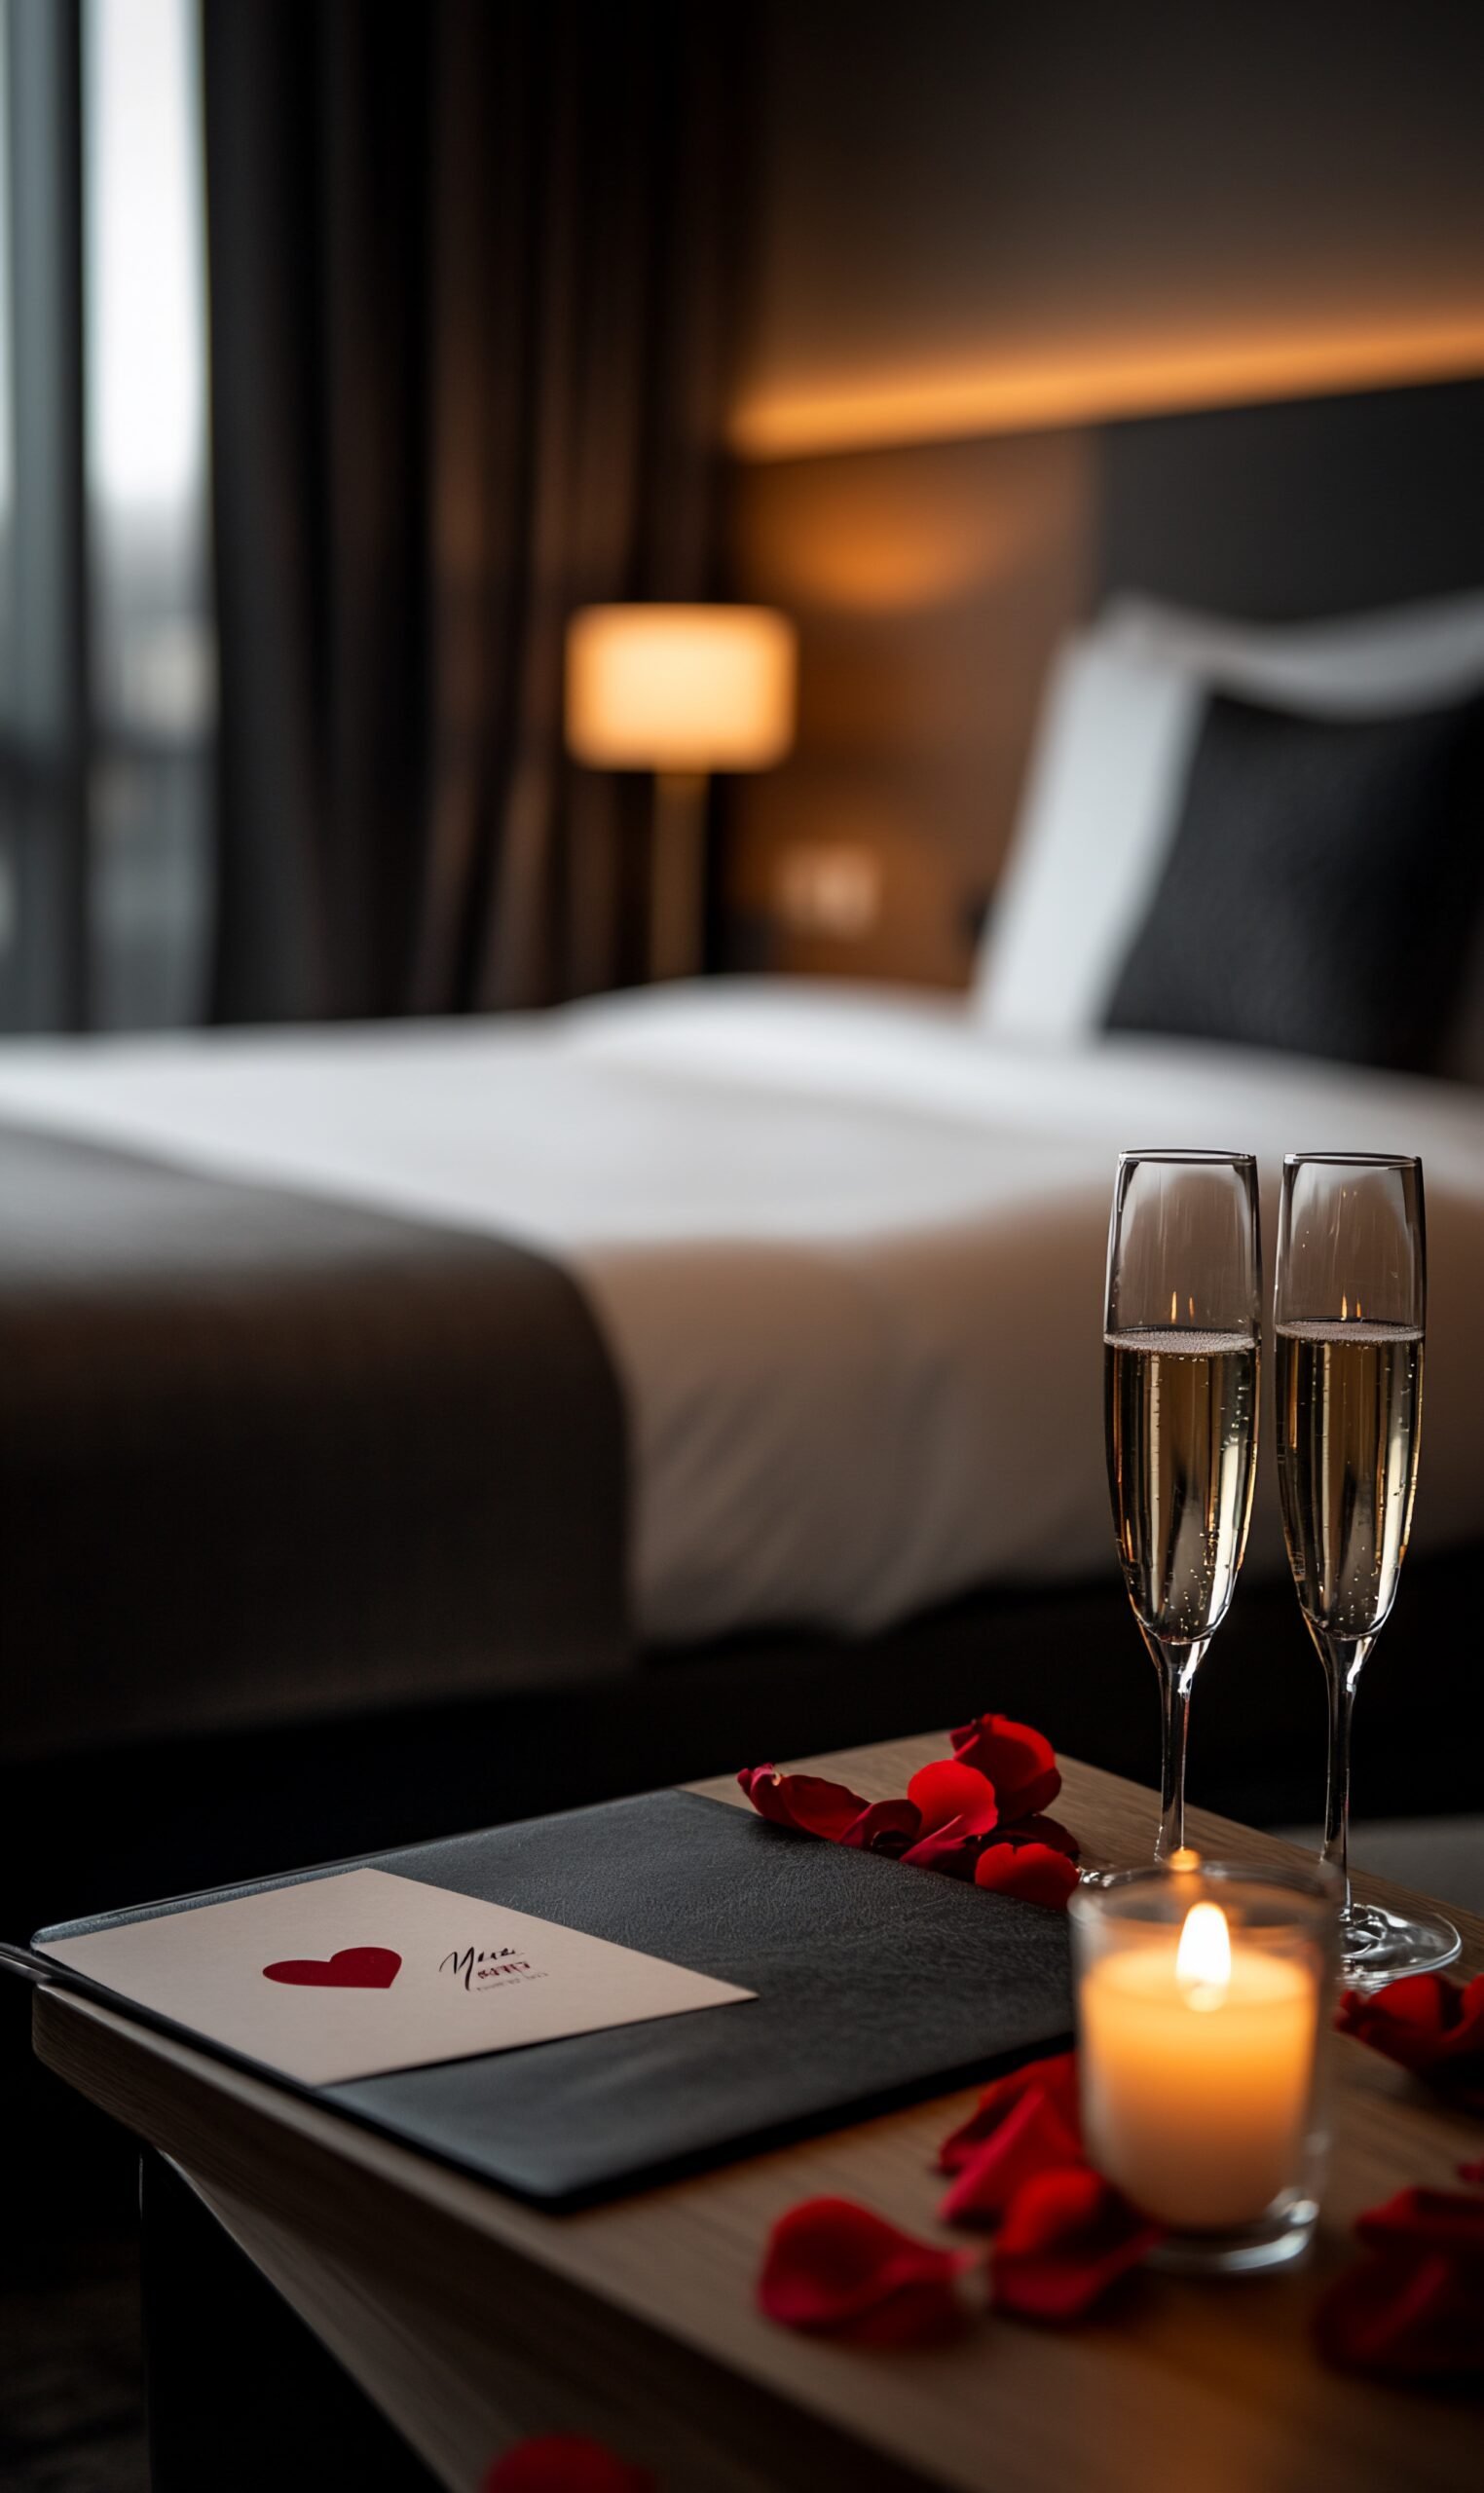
[203,0,750,1023]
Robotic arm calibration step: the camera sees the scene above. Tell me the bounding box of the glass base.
[1147,2196,1318,2278]
[1339,1902,1462,1988]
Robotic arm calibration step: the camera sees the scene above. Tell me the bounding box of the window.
[86,0,213,1026]
[0,0,212,1033]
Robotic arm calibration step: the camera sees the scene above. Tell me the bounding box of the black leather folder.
[35,1787,1073,2209]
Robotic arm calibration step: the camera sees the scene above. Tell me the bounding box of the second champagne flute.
[1274,1152,1460,1981]
[1104,1151,1262,1861]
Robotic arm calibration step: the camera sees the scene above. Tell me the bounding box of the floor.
[1,2229,147,2493]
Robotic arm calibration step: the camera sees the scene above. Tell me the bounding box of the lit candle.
[1071,1863,1337,2269]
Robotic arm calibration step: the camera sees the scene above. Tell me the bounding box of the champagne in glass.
[1274,1155,1458,1980]
[1276,1321,1422,1639]
[1104,1153,1261,1861]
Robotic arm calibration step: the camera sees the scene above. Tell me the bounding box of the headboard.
[728,372,1484,983]
[1097,376,1484,622]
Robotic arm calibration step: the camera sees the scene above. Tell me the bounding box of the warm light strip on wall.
[727,318,1484,461]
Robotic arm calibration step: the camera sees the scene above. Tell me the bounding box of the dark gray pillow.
[1103,688,1484,1072]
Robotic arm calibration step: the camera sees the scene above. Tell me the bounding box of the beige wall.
[735,0,1484,459]
[723,0,1484,986]
[724,431,1092,986]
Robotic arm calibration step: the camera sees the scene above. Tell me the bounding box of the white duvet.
[1,979,1481,1642]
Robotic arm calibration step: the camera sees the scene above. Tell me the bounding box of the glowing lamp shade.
[566,605,797,775]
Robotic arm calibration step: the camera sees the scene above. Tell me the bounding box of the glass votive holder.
[1069,1857,1341,2276]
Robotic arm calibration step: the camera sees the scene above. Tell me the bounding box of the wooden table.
[34,1739,1484,2490]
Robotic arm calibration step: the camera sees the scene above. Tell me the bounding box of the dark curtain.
[202,0,749,1023]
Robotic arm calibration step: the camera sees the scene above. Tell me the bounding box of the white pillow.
[974,589,1484,1046]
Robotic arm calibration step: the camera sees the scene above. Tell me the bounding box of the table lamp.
[565,603,798,980]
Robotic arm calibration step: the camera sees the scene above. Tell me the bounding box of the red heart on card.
[262,1947,401,1990]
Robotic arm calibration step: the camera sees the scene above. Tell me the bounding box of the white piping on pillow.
[974,637,1201,1041]
[1103,588,1484,719]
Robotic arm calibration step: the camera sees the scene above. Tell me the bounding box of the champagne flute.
[1104,1152,1262,1861]
[1274,1154,1460,1981]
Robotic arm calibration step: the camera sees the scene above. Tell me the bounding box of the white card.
[40,1865,755,2086]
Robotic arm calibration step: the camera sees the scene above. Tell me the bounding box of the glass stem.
[1150,1636,1206,1862]
[1318,1634,1371,1916]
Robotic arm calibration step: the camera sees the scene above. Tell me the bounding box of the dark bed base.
[7,1543,1476,2245]
[9,1543,1476,1938]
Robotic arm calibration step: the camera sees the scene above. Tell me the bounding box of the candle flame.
[1176,1901,1232,2010]
[1170,1289,1177,1322]
[1341,1293,1349,1321]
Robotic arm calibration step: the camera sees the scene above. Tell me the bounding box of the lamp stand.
[649,770,709,982]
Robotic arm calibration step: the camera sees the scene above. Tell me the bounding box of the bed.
[4,976,1484,1735]
[2,966,1483,1895]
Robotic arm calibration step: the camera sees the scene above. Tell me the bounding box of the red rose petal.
[1460,2157,1484,2185]
[891,1762,1001,1878]
[1338,1972,1484,2113]
[1316,2180,1484,2383]
[974,1842,1080,1910]
[735,1765,874,1842]
[939,2051,1081,2175]
[841,1797,923,1855]
[1354,2186,1484,2258]
[482,2437,657,2492]
[939,2081,1086,2228]
[899,1826,984,1879]
[1315,2251,1484,2382]
[739,1727,1083,1893]
[906,1760,1000,1839]
[996,1811,1081,1861]
[991,2167,1161,2324]
[951,1716,1062,1820]
[758,2196,979,2345]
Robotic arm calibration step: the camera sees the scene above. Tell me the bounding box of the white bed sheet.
[1,979,1481,1643]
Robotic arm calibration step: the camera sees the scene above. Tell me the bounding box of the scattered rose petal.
[482,2437,656,2492]
[758,2197,980,2346]
[996,1811,1081,1861]
[900,1761,1001,1876]
[939,2081,1086,2228]
[900,1826,985,1879]
[1354,2186,1484,2258]
[1460,2157,1484,2185]
[974,1842,1080,1910]
[939,2052,1081,2175]
[1315,2251,1484,2382]
[951,1716,1062,1820]
[1315,2183,1484,2381]
[991,2166,1161,2323]
[738,1718,1082,1894]
[736,1766,873,1842]
[906,1760,1001,1838]
[840,1797,922,1855]
[1337,1973,1484,2112]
